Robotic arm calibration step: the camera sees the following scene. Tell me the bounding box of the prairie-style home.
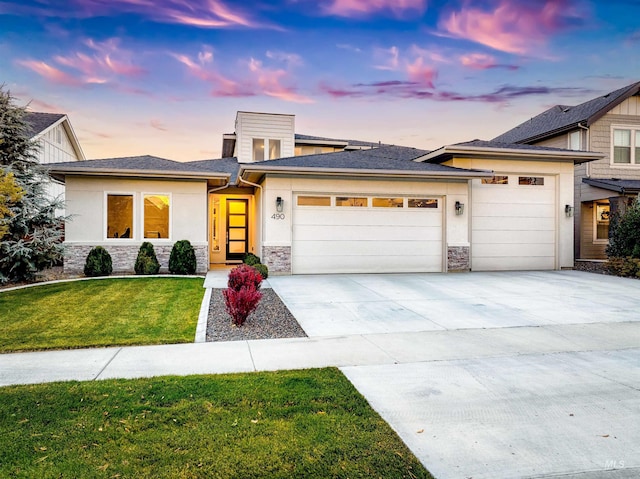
[494,81,640,260]
[49,111,602,275]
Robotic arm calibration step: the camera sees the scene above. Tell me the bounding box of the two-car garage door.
[292,194,443,274]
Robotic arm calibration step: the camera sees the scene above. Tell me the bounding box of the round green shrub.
[252,263,269,279]
[169,240,197,275]
[243,253,261,266]
[134,242,160,275]
[84,246,113,277]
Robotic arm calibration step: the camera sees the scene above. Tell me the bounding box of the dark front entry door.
[226,199,248,261]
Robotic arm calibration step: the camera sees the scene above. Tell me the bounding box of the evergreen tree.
[0,87,65,283]
[0,170,23,237]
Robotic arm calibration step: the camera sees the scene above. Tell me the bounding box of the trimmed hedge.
[169,240,197,275]
[252,263,269,279]
[84,246,113,277]
[134,242,160,275]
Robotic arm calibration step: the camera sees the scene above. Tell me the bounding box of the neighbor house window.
[372,197,404,208]
[408,198,438,208]
[613,129,631,164]
[144,194,170,239]
[107,194,134,239]
[336,197,368,207]
[297,196,331,206]
[269,140,281,160]
[568,130,581,150]
[594,203,610,242]
[253,139,265,161]
[519,177,544,186]
[482,176,509,185]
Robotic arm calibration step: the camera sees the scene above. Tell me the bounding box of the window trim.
[142,192,172,241]
[593,202,610,244]
[568,130,581,150]
[610,125,640,167]
[104,192,136,241]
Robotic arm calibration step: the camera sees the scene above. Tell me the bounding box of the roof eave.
[48,166,230,182]
[238,164,493,181]
[295,139,348,147]
[583,178,640,194]
[586,83,640,127]
[420,145,604,165]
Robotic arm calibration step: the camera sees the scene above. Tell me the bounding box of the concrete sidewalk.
[2,321,639,387]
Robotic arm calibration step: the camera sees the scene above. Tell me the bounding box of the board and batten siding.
[235,112,295,163]
[580,203,607,259]
[588,95,640,179]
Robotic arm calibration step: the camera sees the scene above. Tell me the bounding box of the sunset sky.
[1,0,638,161]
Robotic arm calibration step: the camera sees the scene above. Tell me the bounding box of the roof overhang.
[418,145,604,165]
[583,178,640,194]
[295,138,348,147]
[48,166,230,186]
[238,164,493,184]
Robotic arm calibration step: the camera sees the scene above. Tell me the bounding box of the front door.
[226,199,248,261]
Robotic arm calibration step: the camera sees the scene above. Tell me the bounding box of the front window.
[594,203,610,243]
[107,194,133,239]
[269,139,281,160]
[144,194,170,239]
[253,139,265,162]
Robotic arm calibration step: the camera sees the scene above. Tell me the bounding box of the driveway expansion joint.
[93,348,123,380]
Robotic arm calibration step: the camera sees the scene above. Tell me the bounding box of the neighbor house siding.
[580,203,607,259]
[534,134,569,149]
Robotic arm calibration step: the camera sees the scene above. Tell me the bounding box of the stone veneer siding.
[262,246,292,274]
[447,246,470,272]
[64,243,208,274]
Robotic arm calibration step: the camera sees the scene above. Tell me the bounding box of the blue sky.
[1,0,638,160]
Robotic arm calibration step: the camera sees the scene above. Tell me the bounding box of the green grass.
[0,278,204,353]
[0,369,432,478]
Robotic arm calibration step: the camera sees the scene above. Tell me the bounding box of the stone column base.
[262,246,292,275]
[64,243,208,275]
[447,246,470,272]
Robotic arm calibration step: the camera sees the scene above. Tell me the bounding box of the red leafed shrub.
[227,264,263,292]
[223,265,263,326]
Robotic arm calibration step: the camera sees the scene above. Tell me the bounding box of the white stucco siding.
[64,177,208,245]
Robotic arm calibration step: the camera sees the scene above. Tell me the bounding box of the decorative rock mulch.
[206,288,307,342]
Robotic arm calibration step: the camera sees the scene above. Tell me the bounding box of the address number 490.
[271,213,286,220]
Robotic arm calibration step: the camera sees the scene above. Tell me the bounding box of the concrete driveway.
[270,271,640,478]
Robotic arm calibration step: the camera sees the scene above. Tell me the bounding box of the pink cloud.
[16,60,84,87]
[0,0,264,29]
[438,0,589,55]
[172,53,252,97]
[248,58,314,103]
[406,57,436,87]
[323,0,427,17]
[150,119,168,131]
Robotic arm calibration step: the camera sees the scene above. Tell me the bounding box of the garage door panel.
[293,239,443,256]
[472,229,555,244]
[472,203,556,218]
[294,225,443,242]
[293,254,442,274]
[472,256,555,271]
[473,216,555,231]
[474,188,555,203]
[294,210,442,227]
[473,242,554,257]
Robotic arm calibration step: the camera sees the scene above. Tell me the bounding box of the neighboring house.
[493,81,640,260]
[25,112,85,206]
[48,111,601,275]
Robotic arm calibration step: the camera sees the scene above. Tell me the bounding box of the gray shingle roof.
[492,81,640,144]
[24,112,65,137]
[245,145,484,174]
[583,178,640,193]
[186,157,241,183]
[295,133,386,148]
[454,139,585,153]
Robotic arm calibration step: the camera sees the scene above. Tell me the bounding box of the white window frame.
[568,130,581,150]
[611,125,640,166]
[593,202,610,244]
[142,192,172,241]
[104,192,137,241]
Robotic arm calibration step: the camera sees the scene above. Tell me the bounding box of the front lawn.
[0,278,204,353]
[0,368,431,478]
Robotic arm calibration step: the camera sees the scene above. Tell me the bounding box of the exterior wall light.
[565,205,574,217]
[276,196,284,212]
[455,201,464,215]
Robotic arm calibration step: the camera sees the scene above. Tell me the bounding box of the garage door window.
[372,197,403,208]
[336,197,368,207]
[297,196,331,206]
[408,198,438,208]
[519,177,544,186]
[482,176,509,184]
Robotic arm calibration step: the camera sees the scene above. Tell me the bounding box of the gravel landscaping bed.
[206,288,307,341]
